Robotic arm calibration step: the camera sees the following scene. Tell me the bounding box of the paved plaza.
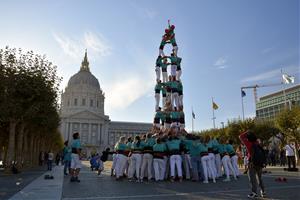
[3,161,299,200]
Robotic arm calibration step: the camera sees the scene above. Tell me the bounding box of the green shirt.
[156,57,163,66]
[166,139,181,151]
[226,144,235,154]
[183,139,193,152]
[217,144,226,154]
[155,111,165,121]
[131,141,144,150]
[153,143,167,152]
[161,62,168,69]
[155,83,162,91]
[145,138,156,147]
[171,111,180,120]
[115,143,127,151]
[178,82,183,92]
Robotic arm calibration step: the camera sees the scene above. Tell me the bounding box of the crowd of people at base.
[112,129,240,184]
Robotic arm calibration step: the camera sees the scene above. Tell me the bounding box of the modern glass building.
[256,84,300,120]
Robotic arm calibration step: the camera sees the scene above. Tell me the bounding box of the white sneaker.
[203,180,209,184]
[223,178,231,182]
[213,179,216,183]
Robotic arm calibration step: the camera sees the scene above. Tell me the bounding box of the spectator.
[47,150,54,171]
[284,141,296,170]
[239,130,266,199]
[63,140,71,175]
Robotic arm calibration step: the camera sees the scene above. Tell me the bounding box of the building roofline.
[259,83,300,101]
[110,121,152,125]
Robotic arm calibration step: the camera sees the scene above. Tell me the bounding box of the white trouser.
[162,71,168,83]
[171,65,176,77]
[222,155,236,179]
[128,153,142,179]
[153,158,165,181]
[115,154,127,178]
[173,46,178,55]
[176,70,182,81]
[182,154,192,179]
[215,153,222,177]
[230,155,240,176]
[170,154,182,177]
[155,93,160,110]
[122,157,129,175]
[201,155,216,182]
[179,95,183,107]
[171,92,179,109]
[141,153,153,180]
[112,154,117,170]
[159,49,165,57]
[162,96,166,108]
[155,66,161,81]
[208,153,217,179]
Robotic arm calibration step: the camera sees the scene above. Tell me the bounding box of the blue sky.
[0,0,299,131]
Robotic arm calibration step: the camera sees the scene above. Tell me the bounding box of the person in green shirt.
[161,58,170,83]
[153,138,167,181]
[219,138,237,182]
[114,136,127,180]
[176,56,182,81]
[141,133,155,181]
[155,80,163,111]
[227,140,240,177]
[128,135,144,182]
[169,76,179,110]
[179,107,185,130]
[178,81,183,108]
[63,140,71,176]
[166,136,183,182]
[155,56,162,82]
[189,136,204,181]
[154,107,165,129]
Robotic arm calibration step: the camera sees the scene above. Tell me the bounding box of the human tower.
[153,20,185,132]
[111,22,240,184]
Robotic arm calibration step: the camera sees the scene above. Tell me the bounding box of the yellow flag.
[212,102,219,110]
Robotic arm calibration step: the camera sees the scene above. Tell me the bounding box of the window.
[82,98,86,106]
[74,98,78,106]
[90,99,93,107]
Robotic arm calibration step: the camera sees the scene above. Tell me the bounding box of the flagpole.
[281,69,288,109]
[192,107,194,133]
[212,97,216,129]
[241,88,245,121]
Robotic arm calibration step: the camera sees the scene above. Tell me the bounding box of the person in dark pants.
[284,141,296,170]
[239,130,266,199]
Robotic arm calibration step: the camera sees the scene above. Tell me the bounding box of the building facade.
[256,84,300,120]
[60,51,152,156]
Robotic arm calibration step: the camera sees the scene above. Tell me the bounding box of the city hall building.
[59,52,152,156]
[256,84,300,120]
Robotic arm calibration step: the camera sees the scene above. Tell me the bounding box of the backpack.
[251,143,266,167]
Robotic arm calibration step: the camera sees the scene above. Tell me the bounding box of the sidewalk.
[9,166,64,200]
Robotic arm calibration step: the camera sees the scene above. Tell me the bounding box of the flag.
[241,90,246,97]
[282,73,295,84]
[212,102,219,110]
[192,110,195,119]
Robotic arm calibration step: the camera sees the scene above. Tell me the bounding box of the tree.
[275,106,300,162]
[0,46,62,171]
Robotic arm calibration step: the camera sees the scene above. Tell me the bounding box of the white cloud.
[53,31,111,60]
[241,65,299,83]
[261,47,273,54]
[129,1,157,19]
[105,73,153,112]
[214,56,228,69]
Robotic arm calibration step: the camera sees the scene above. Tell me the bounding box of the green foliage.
[275,106,300,142]
[0,46,62,169]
